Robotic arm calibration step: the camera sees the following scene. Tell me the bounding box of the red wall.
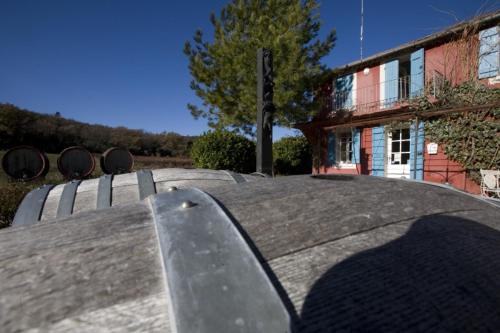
[356,66,380,114]
[425,43,468,86]
[423,141,480,194]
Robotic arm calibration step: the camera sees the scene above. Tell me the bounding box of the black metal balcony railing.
[327,75,429,114]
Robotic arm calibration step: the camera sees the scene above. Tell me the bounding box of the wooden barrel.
[57,146,95,179]
[2,174,500,332]
[13,168,260,224]
[1,145,49,181]
[100,147,134,174]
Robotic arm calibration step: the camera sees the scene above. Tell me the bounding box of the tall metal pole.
[360,0,364,60]
[256,48,274,176]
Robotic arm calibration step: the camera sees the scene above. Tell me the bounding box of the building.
[296,11,500,194]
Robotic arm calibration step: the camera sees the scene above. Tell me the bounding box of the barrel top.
[2,174,500,332]
[57,146,95,179]
[1,145,48,181]
[100,147,134,174]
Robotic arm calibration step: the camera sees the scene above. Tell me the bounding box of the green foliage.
[425,107,500,182]
[0,182,35,228]
[273,135,312,175]
[190,130,255,173]
[184,0,336,134]
[413,80,500,182]
[414,80,500,111]
[0,103,195,157]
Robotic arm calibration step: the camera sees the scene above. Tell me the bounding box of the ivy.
[412,80,500,183]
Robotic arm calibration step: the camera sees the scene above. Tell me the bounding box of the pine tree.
[184,0,336,134]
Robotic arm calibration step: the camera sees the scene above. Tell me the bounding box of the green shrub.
[190,130,256,173]
[273,135,312,175]
[0,182,36,229]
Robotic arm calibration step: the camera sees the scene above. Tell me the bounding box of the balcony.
[326,75,432,115]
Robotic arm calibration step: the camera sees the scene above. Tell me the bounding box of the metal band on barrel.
[56,180,81,218]
[137,169,156,200]
[97,174,113,209]
[250,172,271,178]
[149,188,291,333]
[224,170,247,184]
[12,184,54,226]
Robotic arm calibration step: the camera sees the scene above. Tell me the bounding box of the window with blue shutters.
[334,74,354,110]
[327,128,360,167]
[478,26,499,79]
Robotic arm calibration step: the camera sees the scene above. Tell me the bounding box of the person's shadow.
[297,214,500,332]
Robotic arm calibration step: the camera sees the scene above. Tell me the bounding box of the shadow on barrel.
[299,214,500,332]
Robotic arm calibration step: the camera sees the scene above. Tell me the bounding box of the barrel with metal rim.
[2,174,500,332]
[13,168,260,224]
[100,147,134,174]
[1,146,49,181]
[57,146,95,179]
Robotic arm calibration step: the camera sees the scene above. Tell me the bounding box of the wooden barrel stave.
[1,202,171,332]
[4,175,500,332]
[38,168,258,222]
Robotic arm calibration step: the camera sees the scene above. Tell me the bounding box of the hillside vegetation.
[0,103,196,157]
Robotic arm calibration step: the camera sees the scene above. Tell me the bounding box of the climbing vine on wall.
[413,80,500,183]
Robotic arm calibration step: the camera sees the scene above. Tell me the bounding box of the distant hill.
[0,103,196,157]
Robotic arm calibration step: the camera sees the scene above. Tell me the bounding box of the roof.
[330,10,500,77]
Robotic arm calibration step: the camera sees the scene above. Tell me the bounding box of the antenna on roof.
[360,0,364,60]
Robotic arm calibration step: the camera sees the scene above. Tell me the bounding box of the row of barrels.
[1,145,134,180]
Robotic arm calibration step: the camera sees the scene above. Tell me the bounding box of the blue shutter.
[410,120,424,180]
[372,126,385,176]
[410,48,424,97]
[327,131,336,166]
[384,60,399,107]
[335,74,354,109]
[478,27,499,79]
[353,128,361,164]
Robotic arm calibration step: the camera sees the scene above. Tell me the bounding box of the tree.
[184,0,335,134]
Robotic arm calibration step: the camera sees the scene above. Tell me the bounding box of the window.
[337,129,353,164]
[478,26,499,79]
[390,128,410,165]
[327,128,359,167]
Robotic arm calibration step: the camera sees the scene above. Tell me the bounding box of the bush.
[190,130,255,173]
[273,135,312,175]
[0,182,36,229]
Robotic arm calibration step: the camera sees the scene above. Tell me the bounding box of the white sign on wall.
[427,143,438,155]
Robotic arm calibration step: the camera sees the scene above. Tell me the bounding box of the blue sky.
[0,0,498,139]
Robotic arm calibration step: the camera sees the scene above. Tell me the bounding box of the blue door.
[384,60,399,107]
[372,126,385,176]
[409,120,424,180]
[410,48,424,98]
